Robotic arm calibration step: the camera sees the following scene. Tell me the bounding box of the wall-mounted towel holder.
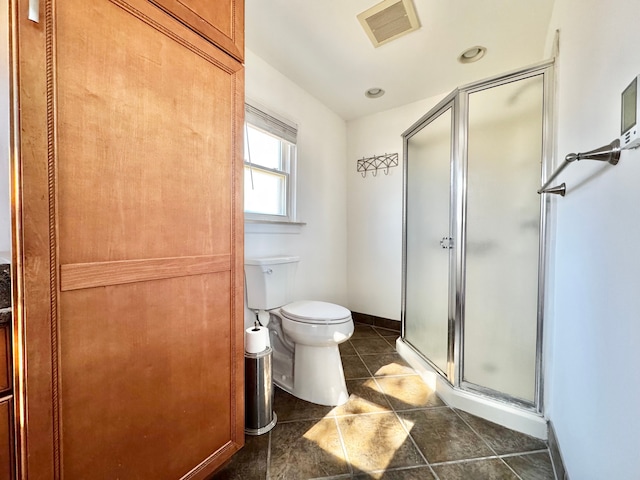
[357,153,398,178]
[538,139,621,196]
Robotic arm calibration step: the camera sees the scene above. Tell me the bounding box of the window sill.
[244,219,306,234]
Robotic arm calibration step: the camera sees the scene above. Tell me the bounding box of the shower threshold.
[396,338,548,440]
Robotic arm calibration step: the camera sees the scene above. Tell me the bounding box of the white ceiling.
[245,0,555,120]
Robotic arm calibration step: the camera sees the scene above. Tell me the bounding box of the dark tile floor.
[213,324,556,480]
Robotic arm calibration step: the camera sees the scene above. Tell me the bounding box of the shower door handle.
[440,237,452,249]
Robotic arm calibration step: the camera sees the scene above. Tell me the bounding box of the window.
[244,103,297,222]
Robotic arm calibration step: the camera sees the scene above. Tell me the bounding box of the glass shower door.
[462,75,544,403]
[402,63,551,412]
[403,106,454,376]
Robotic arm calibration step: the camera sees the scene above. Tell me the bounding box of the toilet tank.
[244,256,299,310]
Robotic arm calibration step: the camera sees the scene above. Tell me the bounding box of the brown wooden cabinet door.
[0,325,9,395]
[0,397,12,480]
[12,0,244,479]
[151,0,244,61]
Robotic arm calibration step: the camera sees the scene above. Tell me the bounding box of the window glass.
[244,103,297,222]
[244,166,286,216]
[244,126,282,170]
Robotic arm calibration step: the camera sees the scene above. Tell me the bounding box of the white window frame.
[244,102,298,223]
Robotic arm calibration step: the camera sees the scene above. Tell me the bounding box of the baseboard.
[351,311,400,332]
[548,421,569,480]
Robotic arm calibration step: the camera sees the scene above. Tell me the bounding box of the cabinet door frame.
[150,0,244,61]
[9,0,245,478]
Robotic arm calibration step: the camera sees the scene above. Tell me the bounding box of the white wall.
[244,50,348,327]
[346,96,444,320]
[544,0,640,478]
[0,0,11,256]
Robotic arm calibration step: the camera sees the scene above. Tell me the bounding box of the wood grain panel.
[59,273,233,479]
[56,0,239,265]
[0,326,9,394]
[0,397,12,480]
[60,254,231,291]
[13,0,58,476]
[151,0,244,61]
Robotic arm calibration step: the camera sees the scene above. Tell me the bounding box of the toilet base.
[290,344,349,406]
[266,310,353,407]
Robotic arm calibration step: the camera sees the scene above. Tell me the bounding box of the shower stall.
[398,61,554,438]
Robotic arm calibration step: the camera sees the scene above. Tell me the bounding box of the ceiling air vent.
[357,0,420,48]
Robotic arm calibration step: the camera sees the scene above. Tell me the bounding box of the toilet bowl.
[244,257,354,406]
[274,300,353,406]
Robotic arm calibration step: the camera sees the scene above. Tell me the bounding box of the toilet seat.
[280,300,351,324]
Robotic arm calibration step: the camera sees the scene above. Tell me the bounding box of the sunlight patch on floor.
[303,391,417,478]
[302,418,347,463]
[376,375,437,408]
[338,413,416,478]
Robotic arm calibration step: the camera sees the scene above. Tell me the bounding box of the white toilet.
[244,256,354,406]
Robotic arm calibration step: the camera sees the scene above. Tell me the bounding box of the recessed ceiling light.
[365,87,385,98]
[458,46,487,64]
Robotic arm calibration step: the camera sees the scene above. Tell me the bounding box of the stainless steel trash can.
[245,347,277,435]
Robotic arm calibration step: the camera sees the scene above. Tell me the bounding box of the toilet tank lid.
[245,256,300,266]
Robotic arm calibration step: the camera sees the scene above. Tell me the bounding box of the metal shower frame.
[400,59,556,414]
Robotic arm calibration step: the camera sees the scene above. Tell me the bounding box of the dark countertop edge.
[0,308,11,326]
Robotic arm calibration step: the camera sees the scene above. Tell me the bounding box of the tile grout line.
[502,461,525,480]
[265,430,272,480]
[348,325,404,380]
[347,326,448,480]
[350,327,533,479]
[357,331,448,417]
[351,328,525,479]
[352,464,438,478]
[502,449,558,480]
[371,325,401,349]
[331,415,354,479]
[429,454,503,467]
[343,373,416,380]
[448,409,525,480]
[451,407,501,455]
[351,342,375,378]
[277,417,334,424]
[379,369,441,480]
[369,372,399,412]
[452,408,536,480]
[428,452,551,479]
[391,406,442,480]
[344,326,394,418]
[346,325,392,379]
[546,444,562,480]
[307,472,352,480]
[499,448,551,459]
[331,406,452,421]
[333,405,454,419]
[451,408,554,479]
[346,326,437,478]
